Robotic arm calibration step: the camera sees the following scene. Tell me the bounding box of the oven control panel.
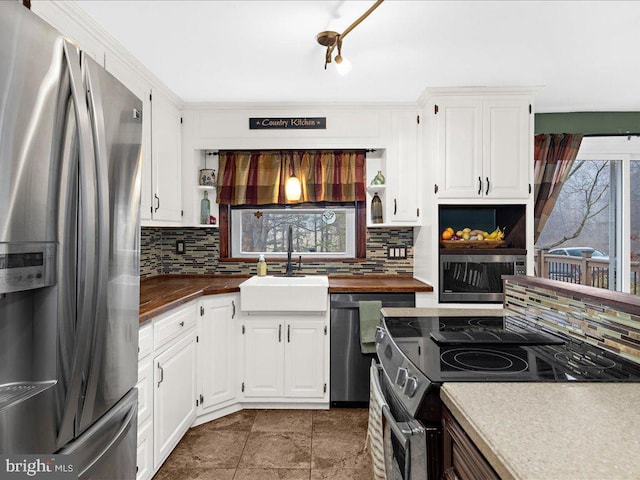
[376,326,430,417]
[0,242,56,294]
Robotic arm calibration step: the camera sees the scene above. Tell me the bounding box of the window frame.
[218,201,367,260]
[572,136,640,293]
[230,206,356,259]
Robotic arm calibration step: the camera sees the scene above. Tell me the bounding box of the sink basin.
[239,275,329,312]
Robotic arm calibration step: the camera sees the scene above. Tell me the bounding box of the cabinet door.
[151,92,182,222]
[284,319,326,398]
[153,332,197,469]
[483,99,530,199]
[435,98,483,199]
[388,111,421,224]
[104,53,153,221]
[198,296,237,411]
[243,319,284,398]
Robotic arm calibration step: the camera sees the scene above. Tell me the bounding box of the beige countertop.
[381,307,504,317]
[441,383,640,480]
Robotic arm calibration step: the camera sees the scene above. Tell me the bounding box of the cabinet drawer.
[153,302,196,352]
[137,358,153,427]
[138,323,153,360]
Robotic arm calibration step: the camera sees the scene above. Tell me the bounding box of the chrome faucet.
[285,225,301,276]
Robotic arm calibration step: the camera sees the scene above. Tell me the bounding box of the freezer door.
[59,389,138,480]
[76,54,142,434]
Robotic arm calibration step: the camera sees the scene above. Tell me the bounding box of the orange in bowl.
[441,230,452,240]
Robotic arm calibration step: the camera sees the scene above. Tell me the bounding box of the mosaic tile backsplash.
[504,279,640,363]
[140,227,414,278]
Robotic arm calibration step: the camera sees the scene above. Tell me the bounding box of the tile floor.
[152,409,373,480]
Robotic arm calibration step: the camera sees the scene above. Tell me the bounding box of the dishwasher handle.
[330,301,362,309]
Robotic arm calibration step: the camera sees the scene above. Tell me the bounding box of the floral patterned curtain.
[216,150,366,205]
[534,134,583,242]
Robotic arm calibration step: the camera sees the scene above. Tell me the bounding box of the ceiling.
[73,0,640,112]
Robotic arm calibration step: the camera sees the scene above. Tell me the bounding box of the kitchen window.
[536,136,640,294]
[230,207,356,258]
[217,150,366,259]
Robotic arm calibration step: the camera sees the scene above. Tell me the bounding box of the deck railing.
[534,249,640,295]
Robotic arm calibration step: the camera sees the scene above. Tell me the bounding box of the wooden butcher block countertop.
[139,274,432,324]
[328,275,433,293]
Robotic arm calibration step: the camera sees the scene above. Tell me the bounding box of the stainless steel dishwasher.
[330,292,415,406]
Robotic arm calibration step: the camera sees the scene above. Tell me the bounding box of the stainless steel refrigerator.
[0,3,142,479]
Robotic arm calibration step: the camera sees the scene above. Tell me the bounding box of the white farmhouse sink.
[239,275,329,312]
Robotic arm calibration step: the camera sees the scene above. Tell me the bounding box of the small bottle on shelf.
[200,191,211,224]
[371,193,383,224]
[371,170,385,185]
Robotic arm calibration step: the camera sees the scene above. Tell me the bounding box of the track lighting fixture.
[316,0,383,73]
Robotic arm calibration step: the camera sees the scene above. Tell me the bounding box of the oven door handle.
[383,405,411,447]
[382,404,412,479]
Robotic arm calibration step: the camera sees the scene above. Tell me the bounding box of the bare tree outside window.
[232,208,354,257]
[537,160,612,253]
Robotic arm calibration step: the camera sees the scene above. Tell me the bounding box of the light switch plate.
[176,240,185,254]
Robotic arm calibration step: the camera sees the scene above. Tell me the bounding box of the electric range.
[377,312,640,418]
[373,314,640,480]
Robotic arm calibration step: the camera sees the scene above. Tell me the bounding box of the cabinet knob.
[485,177,490,195]
[179,321,184,327]
[477,177,482,196]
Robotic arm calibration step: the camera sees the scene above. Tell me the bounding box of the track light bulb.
[334,54,352,75]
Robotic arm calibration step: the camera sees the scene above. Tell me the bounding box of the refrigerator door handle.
[57,40,100,447]
[78,403,136,479]
[77,54,111,432]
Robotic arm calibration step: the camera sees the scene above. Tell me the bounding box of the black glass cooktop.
[383,315,640,383]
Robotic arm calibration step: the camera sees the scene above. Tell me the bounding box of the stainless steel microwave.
[439,253,526,303]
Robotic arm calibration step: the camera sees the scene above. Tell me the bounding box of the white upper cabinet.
[388,110,421,224]
[150,92,183,222]
[365,110,422,227]
[482,99,531,199]
[432,92,532,200]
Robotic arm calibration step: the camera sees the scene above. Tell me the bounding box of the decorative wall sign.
[249,117,326,130]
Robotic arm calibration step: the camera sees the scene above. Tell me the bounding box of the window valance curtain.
[216,150,366,206]
[533,134,583,242]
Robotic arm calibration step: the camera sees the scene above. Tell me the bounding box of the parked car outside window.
[548,247,609,261]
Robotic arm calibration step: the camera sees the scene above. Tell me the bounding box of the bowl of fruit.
[440,227,505,248]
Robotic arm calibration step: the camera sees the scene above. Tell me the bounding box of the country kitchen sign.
[249,117,326,130]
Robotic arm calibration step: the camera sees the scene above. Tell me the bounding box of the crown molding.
[32,0,183,107]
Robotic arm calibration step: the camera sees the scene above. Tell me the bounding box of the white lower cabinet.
[153,331,197,469]
[136,419,153,480]
[197,294,238,413]
[242,319,285,397]
[284,319,326,398]
[136,323,154,480]
[241,315,328,401]
[136,294,329,479]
